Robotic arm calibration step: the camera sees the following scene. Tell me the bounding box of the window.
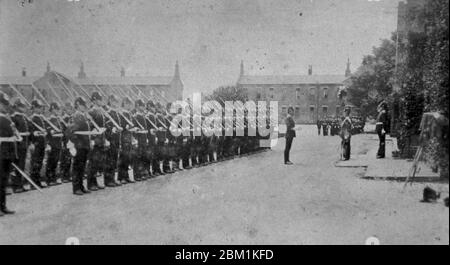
[323,87,328,99]
[309,87,315,95]
[336,106,340,116]
[322,106,328,116]
[295,106,301,118]
[256,93,261,100]
[296,88,301,100]
[309,106,315,121]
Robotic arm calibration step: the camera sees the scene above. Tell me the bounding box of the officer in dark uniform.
[284,107,296,165]
[340,106,353,161]
[376,102,389,159]
[10,98,32,193]
[0,92,17,215]
[68,97,92,195]
[46,102,64,186]
[29,99,48,189]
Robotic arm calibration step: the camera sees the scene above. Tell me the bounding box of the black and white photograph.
[0,0,448,248]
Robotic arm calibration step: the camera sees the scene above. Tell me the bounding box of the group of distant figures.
[316,116,365,137]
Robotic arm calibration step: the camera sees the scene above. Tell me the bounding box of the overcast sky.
[0,0,400,96]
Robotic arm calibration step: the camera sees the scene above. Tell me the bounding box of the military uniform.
[46,104,65,186]
[69,102,93,195]
[376,103,389,159]
[0,93,17,215]
[87,105,108,190]
[29,101,49,188]
[10,107,32,192]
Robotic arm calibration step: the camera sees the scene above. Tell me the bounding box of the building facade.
[236,61,350,124]
[0,61,183,105]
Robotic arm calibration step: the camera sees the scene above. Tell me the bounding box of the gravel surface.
[0,126,448,245]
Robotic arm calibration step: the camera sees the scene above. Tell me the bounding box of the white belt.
[51,133,63,137]
[74,131,103,136]
[135,130,148,134]
[376,122,383,125]
[19,132,31,136]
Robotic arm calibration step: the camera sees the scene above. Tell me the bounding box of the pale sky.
[0,0,400,96]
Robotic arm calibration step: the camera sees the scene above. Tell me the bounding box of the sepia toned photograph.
[0,0,448,248]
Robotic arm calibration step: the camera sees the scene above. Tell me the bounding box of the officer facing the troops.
[376,101,389,159]
[0,92,17,216]
[284,107,296,165]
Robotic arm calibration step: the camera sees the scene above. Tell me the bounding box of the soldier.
[68,97,93,195]
[132,99,150,181]
[340,107,353,161]
[87,92,108,191]
[322,118,328,136]
[46,102,64,186]
[376,102,389,159]
[104,95,123,187]
[29,99,49,189]
[118,97,136,184]
[0,92,17,216]
[317,119,322,136]
[60,103,74,183]
[284,107,296,165]
[10,98,32,193]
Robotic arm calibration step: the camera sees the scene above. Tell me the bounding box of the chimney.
[22,67,27,77]
[345,58,351,77]
[174,60,180,80]
[46,62,51,73]
[78,61,86,79]
[120,66,125,77]
[240,60,244,77]
[308,65,313,75]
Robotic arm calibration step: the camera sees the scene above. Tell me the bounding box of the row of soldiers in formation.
[0,90,270,215]
[317,116,365,137]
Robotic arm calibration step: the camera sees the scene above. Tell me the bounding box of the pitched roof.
[0,76,41,85]
[73,76,173,86]
[238,75,347,85]
[1,73,173,86]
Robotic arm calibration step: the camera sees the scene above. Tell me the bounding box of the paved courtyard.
[0,126,448,245]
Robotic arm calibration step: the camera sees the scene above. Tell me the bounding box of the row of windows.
[256,89,333,100]
[281,105,341,116]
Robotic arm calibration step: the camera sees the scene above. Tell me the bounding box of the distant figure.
[376,102,389,159]
[284,107,296,165]
[340,107,353,161]
[322,120,328,136]
[317,119,322,135]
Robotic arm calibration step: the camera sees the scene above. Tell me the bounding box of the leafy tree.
[346,36,396,118]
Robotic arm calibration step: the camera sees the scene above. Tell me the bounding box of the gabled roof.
[1,73,174,86]
[238,75,347,85]
[73,76,173,86]
[0,76,40,85]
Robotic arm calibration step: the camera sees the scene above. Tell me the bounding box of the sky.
[0,0,400,96]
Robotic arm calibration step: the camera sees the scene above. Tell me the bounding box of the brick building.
[236,61,350,124]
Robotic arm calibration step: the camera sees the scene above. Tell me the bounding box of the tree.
[346,36,396,118]
[207,86,248,104]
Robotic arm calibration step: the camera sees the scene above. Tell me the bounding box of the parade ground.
[0,125,448,245]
